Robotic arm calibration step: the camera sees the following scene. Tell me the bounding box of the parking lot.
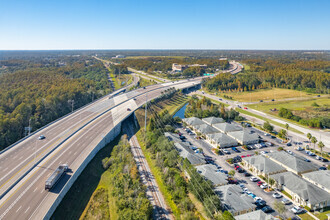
[177,126,310,219]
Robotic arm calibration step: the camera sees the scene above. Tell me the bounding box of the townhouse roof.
[213,123,243,133]
[206,133,238,146]
[182,117,204,126]
[202,117,225,125]
[242,155,286,174]
[227,130,259,143]
[195,164,228,185]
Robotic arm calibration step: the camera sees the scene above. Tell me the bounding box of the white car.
[260,183,268,189]
[272,192,282,199]
[38,135,45,140]
[287,150,293,155]
[260,151,267,155]
[223,149,230,154]
[264,133,270,136]
[250,177,258,182]
[291,206,304,214]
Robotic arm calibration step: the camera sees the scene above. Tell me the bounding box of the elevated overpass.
[0,77,203,220]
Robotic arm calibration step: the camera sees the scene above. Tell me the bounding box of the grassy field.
[217,88,320,102]
[248,97,329,118]
[51,136,121,220]
[314,207,330,220]
[298,212,316,220]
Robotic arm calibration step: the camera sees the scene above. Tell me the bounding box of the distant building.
[219,58,227,61]
[172,63,207,72]
[115,55,126,58]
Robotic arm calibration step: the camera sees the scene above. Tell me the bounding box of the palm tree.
[311,136,317,150]
[307,133,312,142]
[318,141,325,155]
[285,123,289,131]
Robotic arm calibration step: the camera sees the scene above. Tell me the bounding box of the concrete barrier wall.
[44,122,122,220]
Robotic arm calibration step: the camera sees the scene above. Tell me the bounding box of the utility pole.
[28,118,32,136]
[68,99,75,112]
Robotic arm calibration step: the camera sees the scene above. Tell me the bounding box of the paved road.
[0,78,203,220]
[124,123,173,220]
[192,90,330,151]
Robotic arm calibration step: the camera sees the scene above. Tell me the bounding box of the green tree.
[311,136,317,150]
[263,121,274,132]
[307,133,312,142]
[318,141,325,154]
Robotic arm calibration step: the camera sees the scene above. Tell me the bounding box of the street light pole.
[28,118,32,136]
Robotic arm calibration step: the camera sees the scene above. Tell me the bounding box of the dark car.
[244,172,251,177]
[287,143,292,146]
[127,108,131,111]
[271,99,275,101]
[319,167,327,170]
[143,87,146,89]
[256,200,267,208]
[237,168,245,173]
[271,136,276,139]
[260,100,263,102]
[38,135,45,140]
[322,158,329,162]
[262,206,273,213]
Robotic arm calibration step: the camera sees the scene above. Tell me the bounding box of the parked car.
[250,177,258,182]
[38,135,45,140]
[260,151,268,155]
[248,193,256,198]
[257,181,263,186]
[287,150,293,155]
[260,183,268,189]
[262,206,273,213]
[282,198,291,205]
[223,149,230,154]
[286,143,292,146]
[256,200,267,208]
[316,155,322,160]
[244,172,251,177]
[295,147,303,151]
[291,206,304,214]
[232,147,240,153]
[254,196,263,202]
[322,158,329,162]
[319,167,327,170]
[304,157,311,162]
[264,133,270,136]
[272,192,282,199]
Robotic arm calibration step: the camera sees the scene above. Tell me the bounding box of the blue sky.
[0,0,329,50]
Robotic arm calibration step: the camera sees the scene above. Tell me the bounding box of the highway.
[0,77,202,220]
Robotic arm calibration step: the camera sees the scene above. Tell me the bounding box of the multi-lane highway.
[0,77,202,220]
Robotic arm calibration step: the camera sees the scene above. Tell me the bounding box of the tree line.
[0,58,110,150]
[203,59,330,94]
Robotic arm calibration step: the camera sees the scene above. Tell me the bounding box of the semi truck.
[45,164,68,190]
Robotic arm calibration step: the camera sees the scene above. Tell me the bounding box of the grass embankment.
[236,108,304,134]
[195,94,230,107]
[298,212,317,220]
[151,93,189,115]
[80,136,152,219]
[129,68,164,83]
[217,88,320,102]
[51,136,121,220]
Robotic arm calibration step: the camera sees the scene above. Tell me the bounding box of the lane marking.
[24,206,30,213]
[16,205,21,213]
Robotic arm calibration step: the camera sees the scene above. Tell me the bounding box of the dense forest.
[113,57,229,76]
[203,59,330,94]
[0,57,110,150]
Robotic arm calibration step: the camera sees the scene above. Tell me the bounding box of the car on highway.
[271,99,275,101]
[286,143,292,146]
[143,87,146,89]
[282,198,291,205]
[303,157,311,162]
[219,98,222,101]
[260,100,263,102]
[250,177,258,182]
[38,135,45,140]
[127,108,131,111]
[244,107,248,110]
[291,206,304,214]
[272,192,282,198]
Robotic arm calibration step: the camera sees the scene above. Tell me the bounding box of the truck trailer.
[45,164,68,190]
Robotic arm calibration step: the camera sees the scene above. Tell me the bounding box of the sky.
[0,0,329,50]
